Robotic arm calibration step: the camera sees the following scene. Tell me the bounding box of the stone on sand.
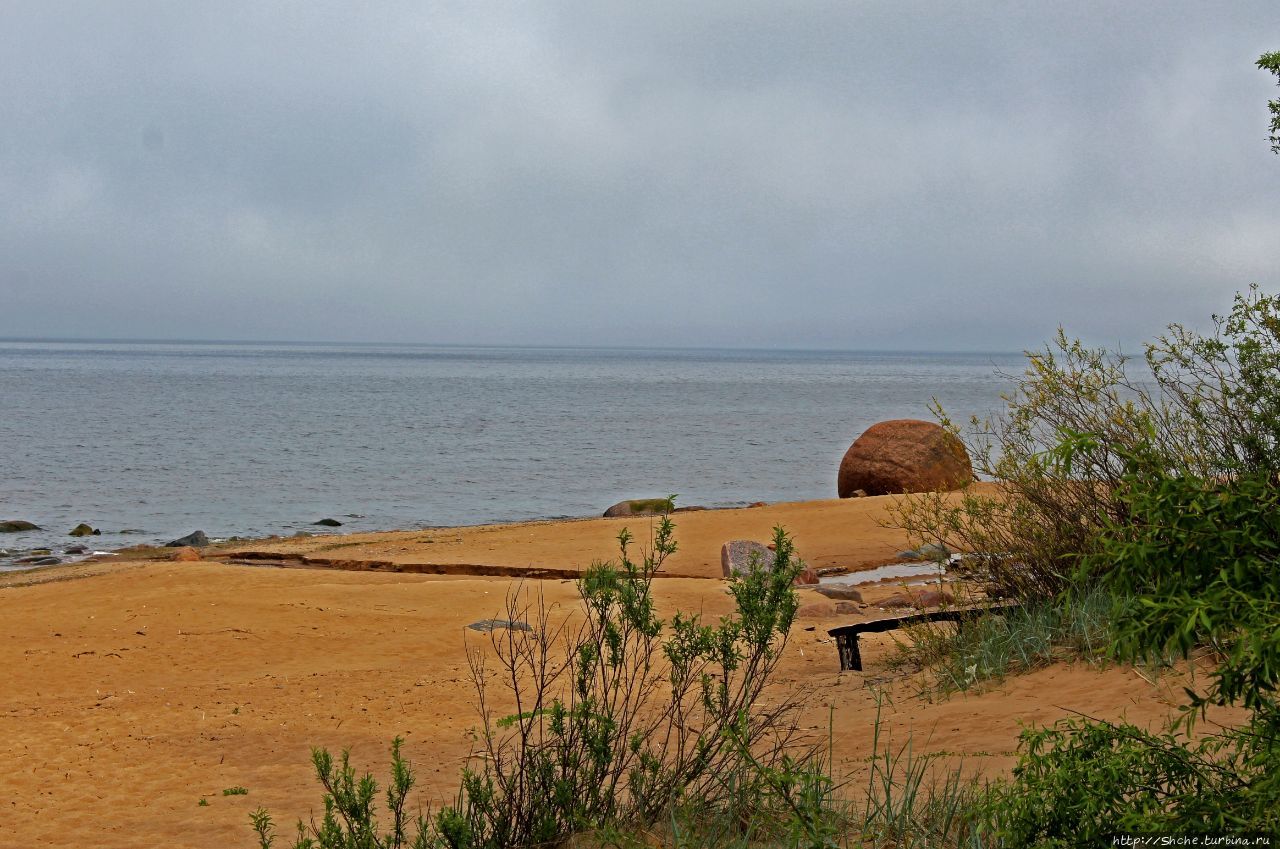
[720,540,775,578]
[815,585,863,602]
[838,419,973,497]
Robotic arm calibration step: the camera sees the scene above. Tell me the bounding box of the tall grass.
[894,587,1115,693]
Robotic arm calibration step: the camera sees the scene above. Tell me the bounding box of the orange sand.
[0,496,1217,847]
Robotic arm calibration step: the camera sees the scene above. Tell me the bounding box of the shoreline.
[0,497,789,575]
[5,492,933,580]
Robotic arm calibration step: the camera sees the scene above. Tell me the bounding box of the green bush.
[892,287,1280,842]
[437,519,805,847]
[979,714,1278,845]
[892,287,1280,604]
[973,454,1280,843]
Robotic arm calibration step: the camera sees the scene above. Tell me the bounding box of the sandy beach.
[0,495,1226,848]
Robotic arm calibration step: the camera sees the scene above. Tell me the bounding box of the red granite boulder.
[838,419,973,497]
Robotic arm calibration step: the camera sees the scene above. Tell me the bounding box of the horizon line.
[0,334,1025,358]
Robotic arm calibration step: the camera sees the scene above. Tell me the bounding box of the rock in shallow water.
[0,520,41,533]
[313,518,343,527]
[69,523,100,537]
[166,530,209,548]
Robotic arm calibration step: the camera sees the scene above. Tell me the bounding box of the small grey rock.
[65,545,89,554]
[896,550,920,560]
[313,518,343,527]
[166,530,209,548]
[293,531,314,538]
[466,619,534,633]
[918,543,950,561]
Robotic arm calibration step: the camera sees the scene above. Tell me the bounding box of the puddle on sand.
[820,561,945,588]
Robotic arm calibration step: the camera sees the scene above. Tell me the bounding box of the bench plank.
[827,604,1019,672]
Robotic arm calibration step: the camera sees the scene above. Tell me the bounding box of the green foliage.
[890,328,1165,600]
[973,431,1280,842]
[1092,463,1280,715]
[1260,51,1280,154]
[224,786,249,796]
[251,738,432,849]
[892,287,1280,603]
[980,714,1280,845]
[892,287,1280,842]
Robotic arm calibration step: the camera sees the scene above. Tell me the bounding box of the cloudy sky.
[1,2,1277,350]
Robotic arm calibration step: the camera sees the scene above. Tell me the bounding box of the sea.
[0,341,1023,568]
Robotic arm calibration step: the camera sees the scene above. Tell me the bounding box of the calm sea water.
[0,341,1021,565]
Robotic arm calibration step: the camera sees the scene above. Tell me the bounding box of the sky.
[1,2,1278,351]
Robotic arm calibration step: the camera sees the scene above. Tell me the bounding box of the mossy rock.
[603,497,676,518]
[69,523,100,537]
[0,520,41,533]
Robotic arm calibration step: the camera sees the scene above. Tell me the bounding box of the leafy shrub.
[250,738,430,849]
[979,714,1279,846]
[893,287,1280,842]
[437,519,806,847]
[974,453,1280,843]
[892,287,1280,603]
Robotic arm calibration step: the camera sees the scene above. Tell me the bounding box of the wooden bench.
[827,604,1019,672]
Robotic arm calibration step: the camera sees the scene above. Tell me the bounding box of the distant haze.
[1,2,1278,350]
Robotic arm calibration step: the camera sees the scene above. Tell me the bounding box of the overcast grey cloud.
[1,1,1277,349]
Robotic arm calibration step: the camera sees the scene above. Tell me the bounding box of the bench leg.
[837,633,863,672]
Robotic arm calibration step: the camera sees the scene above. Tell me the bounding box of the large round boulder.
[837,420,973,497]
